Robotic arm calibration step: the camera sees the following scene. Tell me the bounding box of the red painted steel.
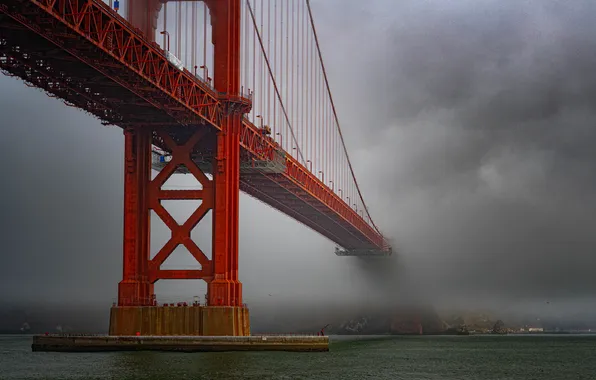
[0,0,391,306]
[118,125,217,306]
[204,0,244,307]
[148,128,213,286]
[118,127,153,306]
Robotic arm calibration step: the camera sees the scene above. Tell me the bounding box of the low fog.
[2,0,596,330]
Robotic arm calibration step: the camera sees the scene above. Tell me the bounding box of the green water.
[1,334,595,379]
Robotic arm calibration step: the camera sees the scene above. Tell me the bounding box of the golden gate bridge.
[0,0,391,336]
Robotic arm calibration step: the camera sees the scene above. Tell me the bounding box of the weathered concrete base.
[109,306,250,336]
[201,306,250,336]
[31,335,329,352]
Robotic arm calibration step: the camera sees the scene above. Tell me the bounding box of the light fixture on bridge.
[159,30,170,51]
[199,65,209,81]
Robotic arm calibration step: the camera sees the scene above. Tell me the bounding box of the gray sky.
[2,0,596,321]
[313,0,596,312]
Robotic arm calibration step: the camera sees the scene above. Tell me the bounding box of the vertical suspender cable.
[246,0,305,164]
[185,2,189,68]
[310,27,313,169]
[314,31,318,172]
[267,0,271,136]
[324,79,327,181]
[303,0,308,163]
[147,0,150,40]
[203,1,207,79]
[244,0,249,99]
[177,2,181,57]
[252,0,256,123]
[285,0,289,153]
[191,2,196,71]
[290,0,302,151]
[298,0,302,160]
[272,0,276,142]
[260,0,264,129]
[163,2,167,49]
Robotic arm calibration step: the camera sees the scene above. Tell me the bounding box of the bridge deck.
[0,0,389,252]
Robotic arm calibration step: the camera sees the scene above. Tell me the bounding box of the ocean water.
[1,334,595,379]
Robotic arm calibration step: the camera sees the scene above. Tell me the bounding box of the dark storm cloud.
[314,0,596,308]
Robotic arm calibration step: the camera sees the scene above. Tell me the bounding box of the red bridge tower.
[109,0,251,336]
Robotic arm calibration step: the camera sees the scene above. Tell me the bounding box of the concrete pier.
[32,335,329,352]
[109,305,250,336]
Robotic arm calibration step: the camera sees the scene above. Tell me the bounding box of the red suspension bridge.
[0,0,391,336]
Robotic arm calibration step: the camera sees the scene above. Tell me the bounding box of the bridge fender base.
[108,306,250,336]
[202,306,250,336]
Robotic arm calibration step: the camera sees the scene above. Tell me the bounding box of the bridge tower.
[109,0,250,336]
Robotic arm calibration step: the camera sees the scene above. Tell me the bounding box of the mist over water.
[2,0,596,331]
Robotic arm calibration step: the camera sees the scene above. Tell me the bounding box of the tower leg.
[117,127,152,307]
[209,119,242,307]
[204,0,243,310]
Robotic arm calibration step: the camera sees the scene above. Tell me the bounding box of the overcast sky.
[2,0,596,320]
